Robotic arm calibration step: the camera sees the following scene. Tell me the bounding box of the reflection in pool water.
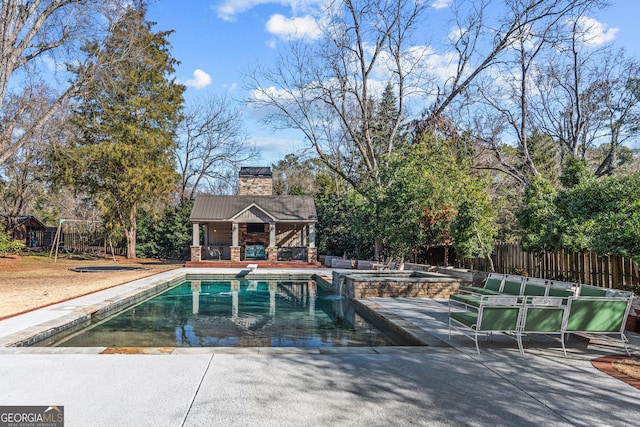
[43,278,410,348]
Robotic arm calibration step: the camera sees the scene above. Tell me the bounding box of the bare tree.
[248,0,427,192]
[591,55,640,176]
[427,0,601,122]
[0,0,121,165]
[530,28,640,176]
[530,14,604,160]
[249,0,603,183]
[247,0,429,259]
[0,84,96,226]
[175,94,257,201]
[471,0,582,186]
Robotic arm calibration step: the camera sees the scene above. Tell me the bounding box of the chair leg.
[561,332,567,356]
[517,332,524,355]
[621,332,631,355]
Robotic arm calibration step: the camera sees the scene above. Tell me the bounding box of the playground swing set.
[48,219,117,263]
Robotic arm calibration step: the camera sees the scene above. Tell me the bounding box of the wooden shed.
[5,216,48,248]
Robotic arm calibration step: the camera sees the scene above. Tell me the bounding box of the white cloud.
[249,134,307,164]
[574,16,619,46]
[431,0,452,9]
[266,38,278,48]
[266,14,322,40]
[185,69,212,89]
[214,0,272,22]
[251,85,295,104]
[214,0,325,22]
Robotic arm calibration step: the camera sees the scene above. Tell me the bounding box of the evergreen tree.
[54,2,184,258]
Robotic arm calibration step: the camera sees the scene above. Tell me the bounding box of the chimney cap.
[239,167,272,178]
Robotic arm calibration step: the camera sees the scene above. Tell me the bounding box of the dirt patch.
[0,254,181,319]
[592,355,640,390]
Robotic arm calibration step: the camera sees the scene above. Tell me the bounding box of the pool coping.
[0,267,439,351]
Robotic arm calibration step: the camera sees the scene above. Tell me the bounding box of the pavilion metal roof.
[190,195,317,222]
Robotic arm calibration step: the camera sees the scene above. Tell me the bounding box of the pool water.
[41,278,411,348]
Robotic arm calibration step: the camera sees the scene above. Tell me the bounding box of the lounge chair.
[518,295,633,355]
[449,295,523,354]
[522,277,548,296]
[450,274,523,310]
[500,274,526,295]
[255,245,265,260]
[245,245,255,260]
[372,257,397,271]
[562,296,633,355]
[518,296,566,354]
[547,280,575,298]
[457,272,505,296]
[577,283,634,298]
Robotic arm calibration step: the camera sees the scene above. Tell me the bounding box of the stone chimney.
[239,167,273,195]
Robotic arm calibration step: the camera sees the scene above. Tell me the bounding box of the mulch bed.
[592,355,640,390]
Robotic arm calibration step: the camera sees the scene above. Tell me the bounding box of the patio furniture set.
[448,273,635,355]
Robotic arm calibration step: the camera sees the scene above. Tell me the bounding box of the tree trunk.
[443,245,449,268]
[486,254,495,273]
[374,240,383,262]
[124,203,137,259]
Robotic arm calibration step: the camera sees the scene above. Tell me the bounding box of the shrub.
[0,231,25,256]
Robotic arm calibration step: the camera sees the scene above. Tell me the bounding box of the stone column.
[267,222,277,261]
[267,246,278,261]
[269,222,276,247]
[308,223,316,248]
[230,222,241,261]
[230,246,241,262]
[192,223,200,247]
[232,223,239,247]
[307,247,317,264]
[190,246,202,263]
[190,223,202,262]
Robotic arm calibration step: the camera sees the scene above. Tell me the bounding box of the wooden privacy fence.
[456,243,640,293]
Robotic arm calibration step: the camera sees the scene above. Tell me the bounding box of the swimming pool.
[36,277,418,348]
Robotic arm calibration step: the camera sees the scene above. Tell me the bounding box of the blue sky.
[147,0,640,166]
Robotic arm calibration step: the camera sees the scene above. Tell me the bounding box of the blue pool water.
[41,277,413,348]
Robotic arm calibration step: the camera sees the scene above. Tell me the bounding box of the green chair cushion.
[484,277,503,293]
[565,299,628,332]
[450,311,478,328]
[548,288,574,298]
[450,294,481,307]
[523,284,547,296]
[522,307,564,332]
[501,280,522,295]
[578,285,607,297]
[478,307,520,331]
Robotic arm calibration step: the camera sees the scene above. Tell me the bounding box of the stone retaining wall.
[331,270,466,299]
[350,280,460,298]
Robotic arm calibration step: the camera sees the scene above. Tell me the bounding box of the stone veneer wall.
[348,280,460,298]
[331,270,464,299]
[239,177,273,195]
[240,223,269,247]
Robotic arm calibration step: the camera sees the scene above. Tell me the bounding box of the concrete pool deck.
[0,268,639,426]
